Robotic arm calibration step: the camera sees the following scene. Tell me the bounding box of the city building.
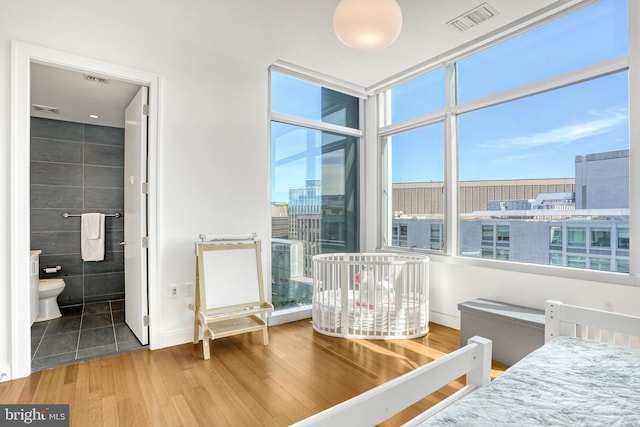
[392,150,629,272]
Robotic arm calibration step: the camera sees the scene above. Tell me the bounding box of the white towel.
[81,213,105,262]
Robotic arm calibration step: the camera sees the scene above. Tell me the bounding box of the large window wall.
[379,0,632,276]
[270,69,362,313]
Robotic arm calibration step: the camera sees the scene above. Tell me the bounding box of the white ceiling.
[30,63,140,128]
[29,0,576,128]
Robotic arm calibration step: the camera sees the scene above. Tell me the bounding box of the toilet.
[36,278,66,322]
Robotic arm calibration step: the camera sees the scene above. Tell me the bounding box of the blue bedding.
[420,336,640,426]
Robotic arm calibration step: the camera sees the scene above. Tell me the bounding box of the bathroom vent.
[32,104,59,114]
[448,2,499,32]
[83,74,110,84]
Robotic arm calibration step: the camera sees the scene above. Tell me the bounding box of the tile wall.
[30,117,125,307]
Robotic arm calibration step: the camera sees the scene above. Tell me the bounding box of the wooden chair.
[191,235,273,360]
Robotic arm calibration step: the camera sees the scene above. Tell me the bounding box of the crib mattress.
[420,336,640,426]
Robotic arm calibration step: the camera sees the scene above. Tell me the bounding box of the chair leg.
[202,329,212,360]
[193,319,200,345]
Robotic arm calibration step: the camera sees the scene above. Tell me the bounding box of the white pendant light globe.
[333,0,403,50]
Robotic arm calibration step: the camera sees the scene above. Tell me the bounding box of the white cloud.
[481,107,628,150]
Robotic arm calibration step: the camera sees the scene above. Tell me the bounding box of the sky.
[391,0,629,183]
[271,0,629,201]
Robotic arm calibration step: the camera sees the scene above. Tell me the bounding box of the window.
[617,258,630,273]
[380,0,631,275]
[590,257,611,271]
[271,71,360,311]
[481,248,493,258]
[568,228,587,248]
[430,224,443,250]
[591,228,611,248]
[618,228,630,249]
[550,253,563,265]
[389,68,445,124]
[550,226,562,246]
[481,225,493,242]
[456,0,628,103]
[497,226,510,242]
[385,123,445,251]
[271,73,359,129]
[567,255,587,269]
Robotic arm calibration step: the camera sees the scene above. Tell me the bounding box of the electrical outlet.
[605,301,614,312]
[169,285,179,299]
[184,282,194,297]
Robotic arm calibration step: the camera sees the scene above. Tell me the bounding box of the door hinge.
[142,236,149,248]
[142,182,149,194]
[143,315,149,326]
[142,104,149,116]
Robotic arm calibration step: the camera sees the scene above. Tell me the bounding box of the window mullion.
[445,63,458,257]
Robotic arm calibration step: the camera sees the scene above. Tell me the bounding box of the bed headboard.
[545,300,640,348]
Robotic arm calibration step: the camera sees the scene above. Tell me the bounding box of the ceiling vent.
[32,104,59,114]
[83,74,110,84]
[447,2,499,32]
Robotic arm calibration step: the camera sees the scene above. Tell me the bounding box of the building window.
[430,224,443,250]
[568,228,587,248]
[496,225,509,242]
[270,70,361,311]
[617,258,630,273]
[567,255,587,269]
[496,249,509,261]
[481,225,493,242]
[550,253,563,265]
[618,228,630,249]
[550,226,562,245]
[590,228,611,248]
[481,248,493,259]
[590,257,611,271]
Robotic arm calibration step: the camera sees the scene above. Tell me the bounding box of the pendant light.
[333,0,403,50]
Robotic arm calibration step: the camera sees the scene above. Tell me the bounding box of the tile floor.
[31,299,147,372]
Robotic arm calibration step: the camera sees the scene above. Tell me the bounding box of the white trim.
[377,111,445,138]
[629,0,640,279]
[268,307,312,326]
[270,112,363,138]
[380,249,639,287]
[452,55,629,115]
[10,41,161,380]
[270,60,369,99]
[375,55,628,141]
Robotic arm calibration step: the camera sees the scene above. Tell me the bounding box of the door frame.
[9,41,160,379]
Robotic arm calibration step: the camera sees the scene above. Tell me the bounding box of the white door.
[124,86,149,345]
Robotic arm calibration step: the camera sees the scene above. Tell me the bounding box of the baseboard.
[430,310,460,330]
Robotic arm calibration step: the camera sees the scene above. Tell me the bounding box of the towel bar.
[62,212,121,218]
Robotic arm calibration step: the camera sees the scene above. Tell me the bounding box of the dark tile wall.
[30,117,125,307]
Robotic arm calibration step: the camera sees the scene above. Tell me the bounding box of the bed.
[292,300,640,427]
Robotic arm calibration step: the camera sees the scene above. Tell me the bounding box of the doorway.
[10,41,159,379]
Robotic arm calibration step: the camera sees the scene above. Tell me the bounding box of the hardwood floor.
[0,320,506,426]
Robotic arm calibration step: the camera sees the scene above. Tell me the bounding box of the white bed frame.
[292,300,640,427]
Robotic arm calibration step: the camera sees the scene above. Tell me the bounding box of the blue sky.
[271,0,629,200]
[392,0,629,182]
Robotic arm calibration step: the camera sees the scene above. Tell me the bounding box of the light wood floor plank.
[0,320,506,426]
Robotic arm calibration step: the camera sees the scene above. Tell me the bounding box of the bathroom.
[29,63,147,371]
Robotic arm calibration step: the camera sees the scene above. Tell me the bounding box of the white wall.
[1,1,276,379]
[427,259,640,329]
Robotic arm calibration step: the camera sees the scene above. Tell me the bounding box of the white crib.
[312,253,430,339]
